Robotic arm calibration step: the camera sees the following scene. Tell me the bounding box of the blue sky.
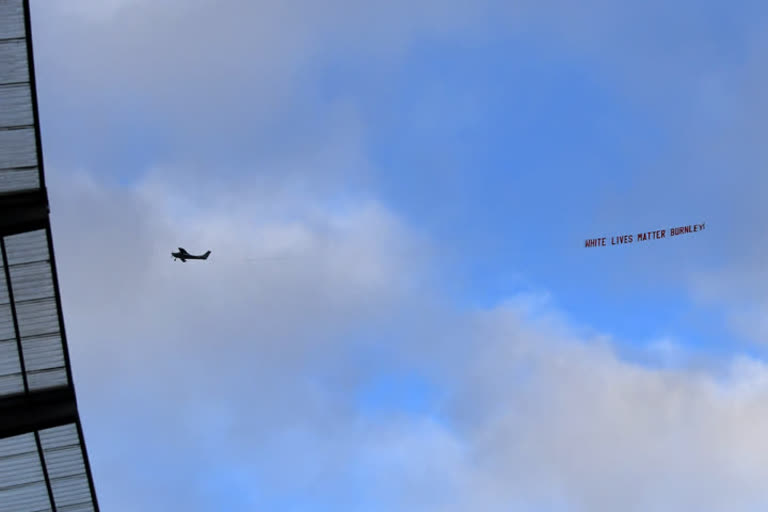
[28,0,768,510]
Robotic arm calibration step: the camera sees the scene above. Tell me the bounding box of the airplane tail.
[203,250,211,260]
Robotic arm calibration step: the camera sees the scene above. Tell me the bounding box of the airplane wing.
[178,247,188,255]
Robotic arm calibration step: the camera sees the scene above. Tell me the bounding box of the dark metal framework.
[0,1,100,510]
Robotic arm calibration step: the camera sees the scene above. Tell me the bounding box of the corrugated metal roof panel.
[0,481,51,511]
[58,503,95,512]
[42,425,97,511]
[43,446,84,478]
[0,372,24,395]
[0,431,35,456]
[0,127,37,167]
[22,334,65,371]
[51,475,91,509]
[38,424,77,449]
[0,425,100,510]
[0,166,38,192]
[0,40,27,84]
[3,229,68,391]
[59,504,95,512]
[0,2,101,511]
[27,367,67,390]
[0,6,37,195]
[0,247,24,396]
[0,340,20,375]
[0,449,40,487]
[5,229,47,264]
[16,297,59,338]
[0,0,25,40]
[0,432,49,511]
[0,259,7,302]
[0,83,33,127]
[9,261,55,302]
[0,308,14,339]
[0,268,14,339]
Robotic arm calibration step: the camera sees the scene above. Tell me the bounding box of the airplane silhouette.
[172,247,211,262]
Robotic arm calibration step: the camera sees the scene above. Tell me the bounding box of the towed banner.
[585,223,705,248]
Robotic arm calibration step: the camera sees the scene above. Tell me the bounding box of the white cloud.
[46,163,433,509]
[50,167,424,369]
[689,263,768,345]
[395,304,768,511]
[47,169,768,509]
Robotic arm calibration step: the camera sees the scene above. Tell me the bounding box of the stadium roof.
[0,0,100,510]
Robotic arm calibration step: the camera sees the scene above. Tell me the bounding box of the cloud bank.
[44,169,768,511]
[25,0,768,509]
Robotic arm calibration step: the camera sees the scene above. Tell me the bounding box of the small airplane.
[172,247,211,262]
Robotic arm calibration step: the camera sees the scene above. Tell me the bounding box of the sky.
[23,0,768,510]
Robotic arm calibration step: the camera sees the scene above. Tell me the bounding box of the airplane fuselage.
[172,249,211,262]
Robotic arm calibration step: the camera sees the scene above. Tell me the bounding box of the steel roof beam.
[0,386,77,440]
